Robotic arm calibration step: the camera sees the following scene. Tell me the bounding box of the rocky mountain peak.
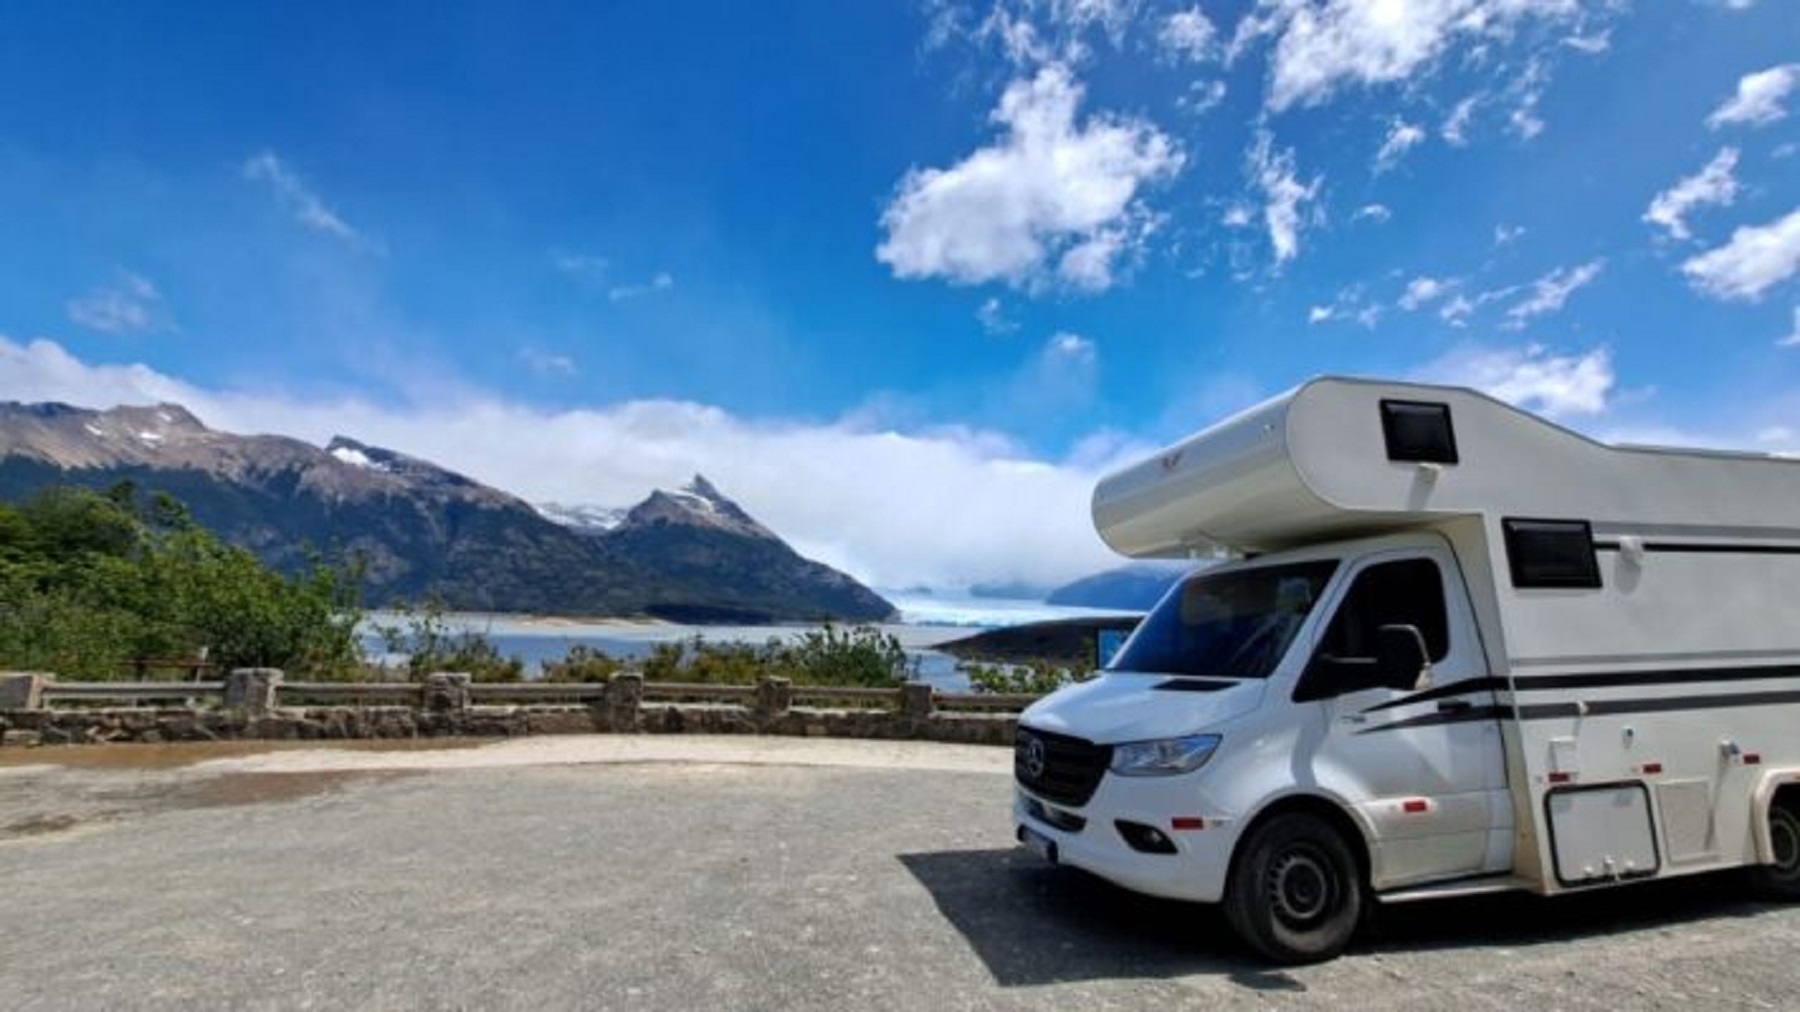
[323,435,482,491]
[103,403,206,434]
[621,474,777,541]
[0,400,212,467]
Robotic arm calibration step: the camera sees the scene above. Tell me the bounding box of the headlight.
[1108,733,1221,777]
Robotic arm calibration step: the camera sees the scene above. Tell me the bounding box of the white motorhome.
[1013,376,1800,963]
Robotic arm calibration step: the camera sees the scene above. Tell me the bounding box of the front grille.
[1015,727,1111,807]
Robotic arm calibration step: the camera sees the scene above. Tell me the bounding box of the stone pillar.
[0,673,49,711]
[901,681,935,721]
[754,676,792,718]
[606,671,644,732]
[225,668,283,715]
[423,672,472,713]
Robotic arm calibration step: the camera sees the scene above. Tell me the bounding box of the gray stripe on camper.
[1511,648,1800,669]
[1587,520,1800,541]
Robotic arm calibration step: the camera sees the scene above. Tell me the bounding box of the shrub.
[0,485,363,679]
[540,644,625,683]
[963,659,1092,695]
[369,600,524,683]
[637,624,913,687]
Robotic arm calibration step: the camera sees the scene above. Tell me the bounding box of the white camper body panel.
[1077,377,1800,897]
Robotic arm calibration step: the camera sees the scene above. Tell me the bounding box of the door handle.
[1436,699,1473,714]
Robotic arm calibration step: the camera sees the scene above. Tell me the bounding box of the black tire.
[1750,799,1800,900]
[1223,812,1364,964]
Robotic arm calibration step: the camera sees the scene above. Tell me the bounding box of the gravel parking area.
[2,735,1797,1010]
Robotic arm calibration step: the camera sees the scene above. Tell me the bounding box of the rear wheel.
[1223,812,1364,964]
[1750,798,1800,900]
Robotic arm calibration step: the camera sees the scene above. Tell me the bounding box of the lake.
[362,591,1132,692]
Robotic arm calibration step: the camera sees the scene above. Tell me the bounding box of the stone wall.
[0,670,1020,748]
[0,703,1016,748]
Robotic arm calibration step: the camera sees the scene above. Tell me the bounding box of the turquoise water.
[361,592,1130,692]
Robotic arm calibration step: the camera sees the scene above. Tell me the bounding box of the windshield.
[1108,560,1339,679]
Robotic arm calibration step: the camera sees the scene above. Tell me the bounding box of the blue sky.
[2,1,1799,590]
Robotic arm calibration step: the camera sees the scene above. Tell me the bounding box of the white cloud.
[876,64,1182,291]
[1353,203,1392,223]
[1562,30,1609,54]
[1438,283,1516,327]
[1177,79,1229,114]
[1057,228,1134,290]
[0,335,1125,591]
[608,271,675,302]
[974,6,1057,65]
[1439,294,1477,325]
[66,272,173,335]
[1682,208,1800,301]
[1442,94,1479,146]
[552,252,609,282]
[1254,0,1582,112]
[1398,275,1455,311]
[1308,286,1380,327]
[976,296,1018,335]
[1159,6,1217,61]
[1249,130,1321,265]
[1707,64,1800,130]
[1057,0,1141,37]
[1493,223,1526,245]
[1374,119,1426,172]
[1416,342,1614,418]
[1779,307,1800,348]
[518,348,577,377]
[1047,331,1096,362]
[1508,95,1545,139]
[242,151,368,247]
[1643,147,1741,241]
[1505,258,1605,326]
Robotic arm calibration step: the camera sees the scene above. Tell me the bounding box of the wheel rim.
[1267,844,1339,927]
[1772,809,1800,878]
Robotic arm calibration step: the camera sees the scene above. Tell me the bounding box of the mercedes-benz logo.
[1022,736,1047,779]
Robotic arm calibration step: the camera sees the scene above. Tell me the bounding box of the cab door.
[1291,545,1509,888]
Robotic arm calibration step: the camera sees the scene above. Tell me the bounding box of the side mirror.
[1376,624,1432,690]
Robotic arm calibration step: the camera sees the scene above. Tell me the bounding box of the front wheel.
[1750,799,1800,900]
[1223,812,1364,964]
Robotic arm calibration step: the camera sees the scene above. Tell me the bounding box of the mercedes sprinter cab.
[1013,377,1800,963]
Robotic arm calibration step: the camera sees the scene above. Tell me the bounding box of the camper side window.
[1300,559,1449,699]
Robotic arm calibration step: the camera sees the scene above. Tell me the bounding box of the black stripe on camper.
[1354,705,1510,734]
[1516,688,1800,721]
[1512,664,1800,691]
[1363,676,1508,712]
[1595,541,1800,556]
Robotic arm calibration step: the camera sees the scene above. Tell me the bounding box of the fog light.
[1115,819,1178,854]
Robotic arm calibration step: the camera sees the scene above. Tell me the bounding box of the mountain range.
[0,401,895,623]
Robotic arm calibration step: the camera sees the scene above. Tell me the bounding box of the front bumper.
[1013,771,1243,903]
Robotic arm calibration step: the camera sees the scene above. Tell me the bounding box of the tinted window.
[1313,558,1450,664]
[1109,561,1339,679]
[1504,518,1602,589]
[1380,399,1459,464]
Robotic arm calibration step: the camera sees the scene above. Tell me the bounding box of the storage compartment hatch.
[1546,783,1659,886]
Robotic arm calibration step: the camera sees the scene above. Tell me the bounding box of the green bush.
[962,659,1092,695]
[637,624,913,687]
[0,485,363,679]
[369,600,524,683]
[540,644,625,683]
[781,623,912,687]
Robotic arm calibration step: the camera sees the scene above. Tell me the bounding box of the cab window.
[1296,557,1449,700]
